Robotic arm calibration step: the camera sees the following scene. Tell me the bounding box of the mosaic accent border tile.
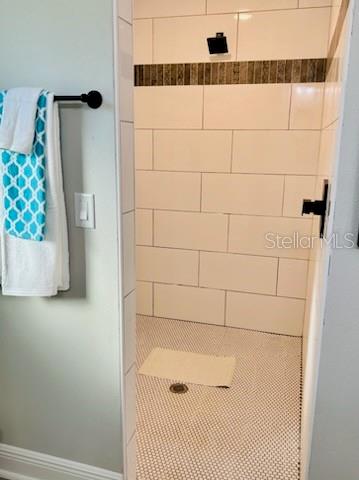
[134,58,327,87]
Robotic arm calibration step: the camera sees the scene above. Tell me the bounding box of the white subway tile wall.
[323,10,349,128]
[226,291,305,336]
[123,211,136,296]
[207,0,298,14]
[118,0,132,24]
[133,19,153,64]
[236,8,330,61]
[127,433,137,480]
[134,0,332,335]
[136,281,153,315]
[232,130,320,175]
[154,283,226,325]
[136,209,153,245]
[120,122,135,213]
[136,246,199,285]
[118,19,134,121]
[136,170,201,211]
[199,251,278,295]
[125,364,137,444]
[134,130,153,169]
[133,3,330,64]
[299,0,331,7]
[201,173,284,216]
[154,130,232,172]
[154,210,228,251]
[124,291,137,372]
[203,84,292,130]
[283,176,317,217]
[228,215,313,259]
[278,258,309,299]
[134,0,206,19]
[303,0,349,365]
[117,4,137,477]
[290,83,325,130]
[153,14,239,63]
[317,124,337,177]
[134,86,203,129]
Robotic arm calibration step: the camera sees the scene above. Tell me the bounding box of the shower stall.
[116,0,354,478]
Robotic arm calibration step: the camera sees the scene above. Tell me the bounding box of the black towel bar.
[54,90,103,109]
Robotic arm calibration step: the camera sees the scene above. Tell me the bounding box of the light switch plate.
[74,193,95,229]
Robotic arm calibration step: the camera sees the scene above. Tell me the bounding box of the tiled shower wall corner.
[117,0,136,479]
[134,0,333,336]
[300,1,350,475]
[304,0,350,369]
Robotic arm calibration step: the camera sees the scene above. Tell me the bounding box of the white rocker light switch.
[75,193,95,229]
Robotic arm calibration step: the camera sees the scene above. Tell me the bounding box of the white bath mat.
[138,347,236,387]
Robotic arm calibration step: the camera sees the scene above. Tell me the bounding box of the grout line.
[151,18,155,63]
[288,84,293,130]
[235,12,239,61]
[122,207,136,215]
[136,169,318,176]
[304,257,310,294]
[275,257,280,295]
[133,6,331,21]
[137,277,307,301]
[137,207,288,217]
[281,175,286,216]
[135,128,322,131]
[224,290,227,326]
[226,214,231,252]
[126,429,136,447]
[135,208,314,220]
[318,81,326,131]
[124,287,136,299]
[151,129,154,169]
[137,281,307,302]
[134,127,323,132]
[152,209,155,245]
[118,16,132,27]
[136,244,311,262]
[230,130,234,173]
[202,85,205,129]
[199,173,203,212]
[124,360,136,377]
[326,0,350,70]
[137,313,303,338]
[152,281,155,316]
[197,251,201,287]
[323,117,340,130]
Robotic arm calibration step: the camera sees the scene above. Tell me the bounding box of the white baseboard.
[0,443,123,480]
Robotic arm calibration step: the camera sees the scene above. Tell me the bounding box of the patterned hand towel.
[0,90,47,241]
[0,95,70,296]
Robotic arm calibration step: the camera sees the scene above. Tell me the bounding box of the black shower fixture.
[207,32,228,55]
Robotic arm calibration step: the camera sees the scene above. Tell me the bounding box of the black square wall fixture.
[207,33,228,55]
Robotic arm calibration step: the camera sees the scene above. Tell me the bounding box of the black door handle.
[302,180,329,238]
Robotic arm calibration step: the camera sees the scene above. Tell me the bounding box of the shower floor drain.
[169,383,188,394]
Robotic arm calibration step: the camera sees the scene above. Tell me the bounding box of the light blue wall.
[0,0,122,472]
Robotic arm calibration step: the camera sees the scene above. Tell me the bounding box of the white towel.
[0,94,70,296]
[0,87,42,155]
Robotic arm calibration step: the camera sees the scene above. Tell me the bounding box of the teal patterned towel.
[0,90,47,241]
